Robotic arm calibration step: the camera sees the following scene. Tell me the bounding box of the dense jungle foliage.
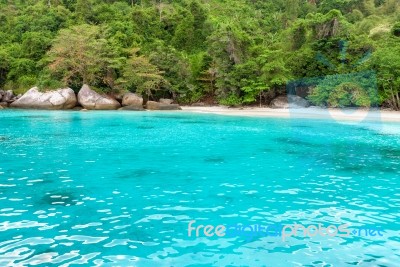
[0,0,399,108]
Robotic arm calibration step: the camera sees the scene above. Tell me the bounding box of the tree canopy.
[0,0,399,108]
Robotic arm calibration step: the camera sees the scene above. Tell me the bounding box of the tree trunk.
[390,87,399,110]
[395,91,400,110]
[158,0,162,23]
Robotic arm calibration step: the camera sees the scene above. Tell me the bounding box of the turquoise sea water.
[0,110,399,266]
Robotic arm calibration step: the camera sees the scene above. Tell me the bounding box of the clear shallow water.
[0,110,399,267]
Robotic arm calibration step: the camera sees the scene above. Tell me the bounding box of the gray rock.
[159,98,173,104]
[122,93,143,107]
[0,102,8,107]
[146,101,182,110]
[3,90,14,103]
[270,95,310,109]
[114,92,125,102]
[10,87,77,109]
[119,105,145,111]
[77,84,121,110]
[0,105,3,109]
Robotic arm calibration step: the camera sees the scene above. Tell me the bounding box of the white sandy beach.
[181,106,400,122]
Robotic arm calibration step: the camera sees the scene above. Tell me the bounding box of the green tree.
[117,48,170,99]
[0,47,10,88]
[369,38,400,110]
[235,48,291,105]
[46,24,117,90]
[75,0,92,23]
[207,22,253,100]
[148,42,192,99]
[308,71,379,107]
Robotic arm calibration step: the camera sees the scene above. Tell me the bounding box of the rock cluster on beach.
[120,92,145,110]
[146,101,182,110]
[1,85,181,111]
[0,89,20,107]
[77,85,121,110]
[10,87,77,109]
[1,86,313,111]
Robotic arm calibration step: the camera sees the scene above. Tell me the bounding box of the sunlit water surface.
[0,110,399,266]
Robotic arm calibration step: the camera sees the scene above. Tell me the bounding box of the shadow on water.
[377,146,400,159]
[19,115,48,119]
[204,157,225,163]
[356,126,375,132]
[338,164,366,172]
[40,191,78,206]
[0,136,10,142]
[180,120,210,124]
[336,159,398,174]
[150,115,187,120]
[136,125,155,130]
[284,149,302,155]
[117,169,157,179]
[261,148,274,153]
[273,137,321,148]
[29,178,54,185]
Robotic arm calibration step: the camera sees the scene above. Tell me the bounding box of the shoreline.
[181,106,400,122]
[2,106,400,122]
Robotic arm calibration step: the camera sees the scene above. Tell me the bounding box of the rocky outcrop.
[114,92,124,102]
[146,101,182,110]
[119,105,145,111]
[10,87,77,109]
[122,93,143,107]
[77,84,121,110]
[159,98,173,104]
[0,90,16,103]
[270,95,310,109]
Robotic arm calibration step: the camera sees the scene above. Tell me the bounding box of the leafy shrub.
[218,94,243,107]
[392,22,400,37]
[17,75,37,88]
[308,72,379,107]
[177,89,204,104]
[327,82,370,107]
[345,9,364,24]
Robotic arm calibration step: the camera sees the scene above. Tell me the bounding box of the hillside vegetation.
[0,0,399,108]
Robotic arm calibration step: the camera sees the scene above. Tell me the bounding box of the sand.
[181,106,400,122]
